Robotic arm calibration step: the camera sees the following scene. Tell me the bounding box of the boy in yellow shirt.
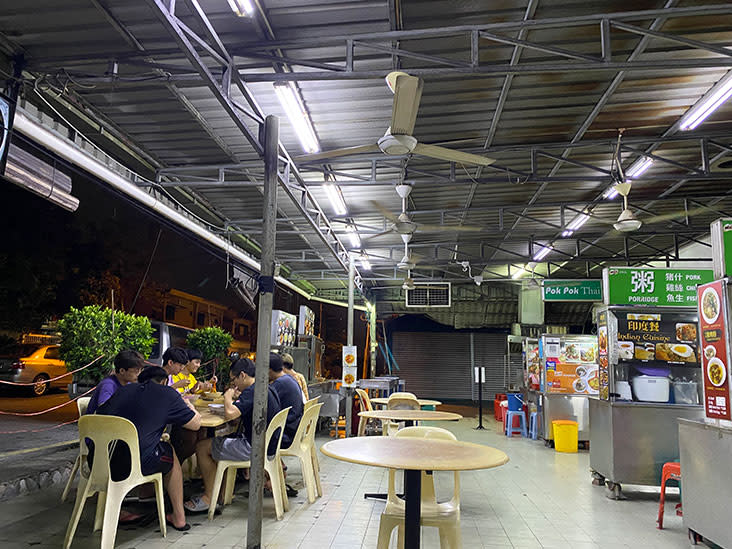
[171,349,217,394]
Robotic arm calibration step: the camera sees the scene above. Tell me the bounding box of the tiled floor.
[0,416,696,548]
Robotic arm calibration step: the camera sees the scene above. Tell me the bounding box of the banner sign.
[542,279,603,302]
[616,311,700,368]
[342,345,357,388]
[603,267,714,307]
[697,280,731,420]
[598,310,609,400]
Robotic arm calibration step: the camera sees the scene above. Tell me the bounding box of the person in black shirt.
[268,353,304,449]
[185,358,280,513]
[98,366,201,531]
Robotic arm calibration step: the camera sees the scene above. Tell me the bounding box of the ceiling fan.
[295,72,495,166]
[364,183,482,242]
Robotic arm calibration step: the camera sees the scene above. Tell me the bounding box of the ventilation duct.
[405,282,451,308]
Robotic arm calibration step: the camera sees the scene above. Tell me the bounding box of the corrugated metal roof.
[2,0,732,297]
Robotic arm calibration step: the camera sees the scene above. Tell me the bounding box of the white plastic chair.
[280,402,324,503]
[61,396,91,502]
[208,406,291,521]
[304,396,322,479]
[385,392,420,436]
[64,415,167,549]
[355,388,374,437]
[376,426,461,549]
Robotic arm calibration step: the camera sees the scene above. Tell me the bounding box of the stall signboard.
[711,219,732,279]
[542,279,603,302]
[525,339,541,391]
[616,311,700,368]
[544,338,599,395]
[271,310,297,347]
[603,267,714,307]
[597,310,609,400]
[342,345,357,388]
[298,305,315,336]
[697,280,732,420]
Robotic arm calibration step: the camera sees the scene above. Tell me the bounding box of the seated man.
[162,347,190,390]
[281,352,309,401]
[171,349,217,394]
[97,366,201,531]
[185,358,280,512]
[86,350,144,414]
[268,353,304,449]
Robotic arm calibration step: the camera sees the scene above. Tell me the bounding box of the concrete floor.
[0,416,696,549]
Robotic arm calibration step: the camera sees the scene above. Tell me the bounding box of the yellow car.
[0,343,68,396]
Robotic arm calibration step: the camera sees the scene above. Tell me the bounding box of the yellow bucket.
[552,420,578,453]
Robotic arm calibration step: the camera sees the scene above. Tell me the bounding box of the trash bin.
[552,420,578,453]
[507,393,523,411]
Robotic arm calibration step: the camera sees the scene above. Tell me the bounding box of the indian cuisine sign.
[542,279,603,302]
[697,280,731,420]
[342,345,357,388]
[603,267,714,307]
[616,312,700,367]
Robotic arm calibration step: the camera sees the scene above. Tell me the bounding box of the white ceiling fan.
[295,72,496,166]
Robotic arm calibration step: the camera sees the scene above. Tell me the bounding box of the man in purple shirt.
[87,350,144,414]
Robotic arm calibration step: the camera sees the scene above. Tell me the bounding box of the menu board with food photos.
[697,280,731,420]
[298,305,315,336]
[616,311,700,368]
[544,336,599,395]
[598,311,610,400]
[270,310,297,347]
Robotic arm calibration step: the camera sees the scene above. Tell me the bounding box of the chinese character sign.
[604,267,714,307]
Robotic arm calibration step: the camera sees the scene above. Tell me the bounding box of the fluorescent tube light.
[324,184,347,216]
[512,266,528,279]
[227,0,255,16]
[604,186,619,199]
[273,82,320,153]
[533,245,552,261]
[625,157,654,179]
[346,225,361,248]
[360,254,372,271]
[680,71,732,130]
[563,213,590,237]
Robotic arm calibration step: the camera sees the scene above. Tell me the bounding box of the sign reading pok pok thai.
[697,279,732,420]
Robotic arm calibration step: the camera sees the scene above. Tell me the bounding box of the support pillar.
[247,115,279,549]
[345,256,355,437]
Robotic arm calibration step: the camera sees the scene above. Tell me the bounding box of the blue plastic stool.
[528,411,540,440]
[505,410,527,437]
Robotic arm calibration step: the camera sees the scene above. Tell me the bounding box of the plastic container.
[631,376,670,402]
[672,381,699,405]
[552,420,578,453]
[507,393,523,411]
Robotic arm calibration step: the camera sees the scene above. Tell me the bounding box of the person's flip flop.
[166,519,191,532]
[286,484,299,497]
[184,495,210,513]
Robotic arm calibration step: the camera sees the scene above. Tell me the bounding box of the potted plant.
[59,305,155,398]
[186,326,233,389]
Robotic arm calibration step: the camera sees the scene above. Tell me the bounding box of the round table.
[321,437,508,549]
[358,409,461,426]
[369,397,442,408]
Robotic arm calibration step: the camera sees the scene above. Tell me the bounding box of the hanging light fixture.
[227,0,255,16]
[679,71,732,131]
[273,82,320,153]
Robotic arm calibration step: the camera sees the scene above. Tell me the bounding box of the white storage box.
[631,376,670,402]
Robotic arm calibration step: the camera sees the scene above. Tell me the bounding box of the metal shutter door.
[391,332,472,399]
[472,333,508,401]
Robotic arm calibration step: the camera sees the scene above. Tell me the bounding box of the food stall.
[679,219,732,547]
[523,338,541,425]
[539,334,599,445]
[590,267,711,498]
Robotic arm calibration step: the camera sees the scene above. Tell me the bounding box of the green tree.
[186,326,233,387]
[58,305,155,383]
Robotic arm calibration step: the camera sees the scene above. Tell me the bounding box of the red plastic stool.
[494,394,507,420]
[657,462,681,529]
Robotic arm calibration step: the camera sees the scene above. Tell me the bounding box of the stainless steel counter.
[541,393,591,442]
[679,418,732,548]
[589,398,703,491]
